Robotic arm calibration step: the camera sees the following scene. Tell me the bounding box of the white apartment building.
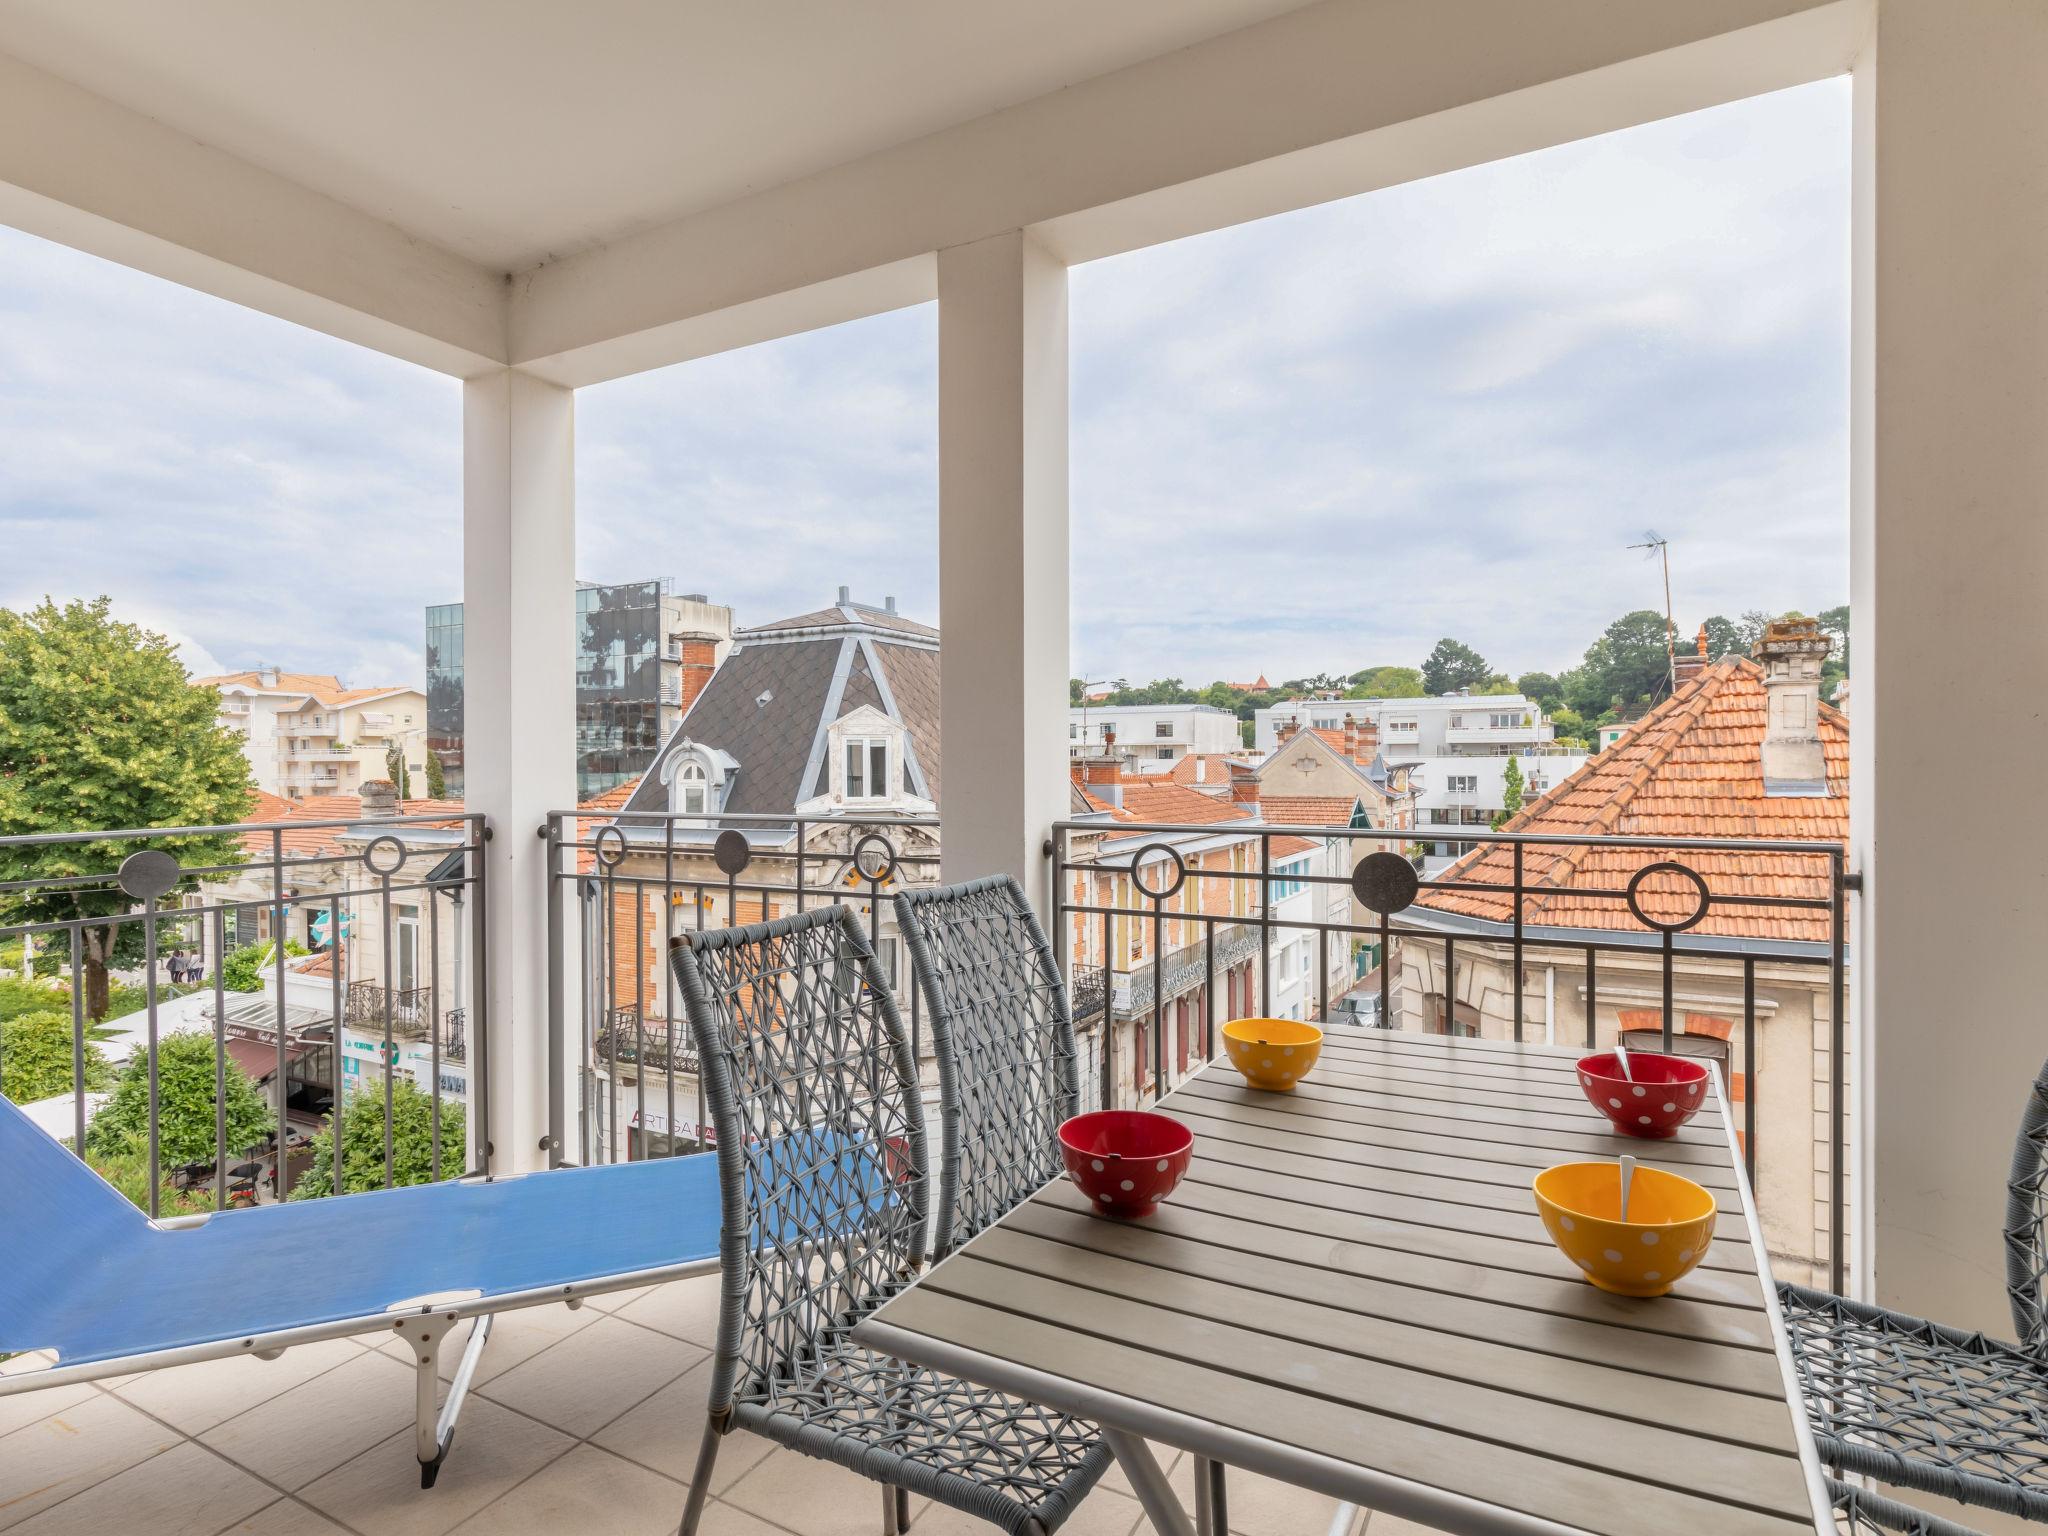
[1409,752,1590,874]
[1260,834,1357,1024]
[1069,703,1241,770]
[1254,692,1555,756]
[198,668,430,799]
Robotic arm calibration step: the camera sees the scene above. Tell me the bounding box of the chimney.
[1674,623,1711,687]
[359,779,400,819]
[1071,746,1125,809]
[1753,617,1831,796]
[1102,724,1116,749]
[1276,719,1298,745]
[1341,713,1359,761]
[884,596,897,614]
[1229,762,1261,806]
[259,665,280,687]
[674,631,719,714]
[837,585,851,605]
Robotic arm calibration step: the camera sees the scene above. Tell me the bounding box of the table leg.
[1192,1456,1227,1536]
[1104,1428,1194,1536]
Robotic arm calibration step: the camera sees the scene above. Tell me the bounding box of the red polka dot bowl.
[1058,1110,1194,1218]
[1576,1051,1711,1139]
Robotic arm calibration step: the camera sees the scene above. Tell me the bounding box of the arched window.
[678,759,708,815]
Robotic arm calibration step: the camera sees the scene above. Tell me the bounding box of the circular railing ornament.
[1351,851,1419,915]
[362,834,408,878]
[117,849,181,901]
[1625,861,1712,934]
[850,832,900,885]
[591,825,628,871]
[713,829,752,877]
[1129,843,1187,902]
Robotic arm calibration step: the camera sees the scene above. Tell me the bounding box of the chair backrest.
[669,905,927,1415]
[2003,1058,2048,1347]
[895,875,1079,1258]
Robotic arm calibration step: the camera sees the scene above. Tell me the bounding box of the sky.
[0,79,1848,691]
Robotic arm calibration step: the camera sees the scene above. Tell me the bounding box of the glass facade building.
[424,601,465,797]
[425,580,694,802]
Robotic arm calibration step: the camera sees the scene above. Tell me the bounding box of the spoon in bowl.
[1618,1154,1637,1222]
[1613,1042,1633,1082]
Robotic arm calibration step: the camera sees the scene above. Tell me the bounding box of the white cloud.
[1,78,1848,696]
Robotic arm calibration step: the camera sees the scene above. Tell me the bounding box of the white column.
[1856,0,2048,1327]
[463,368,577,1173]
[936,232,1070,908]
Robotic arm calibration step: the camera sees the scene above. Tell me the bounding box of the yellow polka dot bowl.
[1220,1018,1322,1091]
[1532,1161,1718,1298]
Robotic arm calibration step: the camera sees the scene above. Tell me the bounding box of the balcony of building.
[3,2,2042,1532]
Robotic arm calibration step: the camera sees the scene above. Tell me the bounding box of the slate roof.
[622,600,941,819]
[1413,658,1847,944]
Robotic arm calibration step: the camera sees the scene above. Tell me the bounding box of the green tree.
[0,1008,111,1104]
[291,1079,467,1198]
[1559,610,1674,719]
[424,749,447,800]
[86,1030,273,1168]
[384,744,410,799]
[1698,615,1745,660]
[1346,666,1425,699]
[1516,672,1563,709]
[1420,639,1491,695]
[1490,757,1527,831]
[0,599,253,1019]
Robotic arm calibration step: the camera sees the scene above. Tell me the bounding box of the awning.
[224,1036,313,1082]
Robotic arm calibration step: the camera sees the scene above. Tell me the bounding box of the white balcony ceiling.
[0,0,1316,271]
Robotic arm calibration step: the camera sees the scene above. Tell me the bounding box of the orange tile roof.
[1167,753,1247,788]
[577,783,638,814]
[1268,834,1319,857]
[1414,659,1847,944]
[195,671,415,707]
[1072,783,1119,816]
[1305,727,1378,765]
[1117,780,1255,827]
[239,794,466,859]
[1259,795,1360,827]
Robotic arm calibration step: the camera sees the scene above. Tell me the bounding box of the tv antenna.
[1627,532,1677,693]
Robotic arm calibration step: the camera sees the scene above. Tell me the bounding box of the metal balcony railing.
[344,979,431,1038]
[1050,818,1853,1293]
[542,808,940,1167]
[0,812,487,1214]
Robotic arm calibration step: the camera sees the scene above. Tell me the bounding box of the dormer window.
[678,759,708,815]
[845,738,889,800]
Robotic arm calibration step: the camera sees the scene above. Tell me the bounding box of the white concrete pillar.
[936,232,1070,909]
[463,368,577,1173]
[1855,0,2048,1328]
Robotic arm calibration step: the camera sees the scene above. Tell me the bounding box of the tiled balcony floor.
[0,1274,1426,1536]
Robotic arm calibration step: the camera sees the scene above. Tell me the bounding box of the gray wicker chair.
[894,874,1081,1259]
[669,905,1111,1536]
[1780,1056,2048,1530]
[1830,1478,1982,1536]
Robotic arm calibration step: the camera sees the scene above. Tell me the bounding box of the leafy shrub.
[0,1008,111,1104]
[86,1030,273,1168]
[85,1149,217,1218]
[291,1079,466,1199]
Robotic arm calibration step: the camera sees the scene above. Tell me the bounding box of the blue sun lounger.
[0,1092,725,1486]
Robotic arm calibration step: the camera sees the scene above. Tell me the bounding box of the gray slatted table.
[854,1030,1833,1536]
